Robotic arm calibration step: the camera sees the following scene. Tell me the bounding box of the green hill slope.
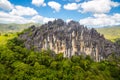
[96,26,120,41]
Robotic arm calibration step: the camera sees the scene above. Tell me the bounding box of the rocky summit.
[19,19,120,61]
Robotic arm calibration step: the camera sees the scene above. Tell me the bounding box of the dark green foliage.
[0,38,120,80]
[7,37,25,50]
[4,34,9,36]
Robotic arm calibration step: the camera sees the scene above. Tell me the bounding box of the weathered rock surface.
[19,19,120,61]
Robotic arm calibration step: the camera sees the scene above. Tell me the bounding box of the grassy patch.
[0,33,17,45]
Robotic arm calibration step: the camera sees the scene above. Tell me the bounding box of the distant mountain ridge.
[0,23,41,33]
[97,26,120,41]
[19,19,120,61]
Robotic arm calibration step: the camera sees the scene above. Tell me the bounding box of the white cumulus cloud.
[66,19,73,23]
[80,0,120,13]
[43,17,55,23]
[31,15,44,23]
[0,11,32,24]
[48,1,61,12]
[32,0,46,7]
[79,13,120,27]
[0,0,14,11]
[9,6,38,16]
[64,3,80,10]
[0,11,55,24]
[31,15,55,23]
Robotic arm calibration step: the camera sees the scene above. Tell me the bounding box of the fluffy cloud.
[0,0,55,24]
[81,0,119,13]
[31,15,55,23]
[66,19,73,23]
[32,0,46,7]
[0,11,31,24]
[64,3,80,10]
[0,11,55,24]
[9,6,38,16]
[48,1,61,12]
[0,0,14,11]
[79,13,120,27]
[31,15,44,23]
[43,17,55,23]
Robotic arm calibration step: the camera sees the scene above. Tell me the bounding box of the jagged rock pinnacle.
[19,19,120,61]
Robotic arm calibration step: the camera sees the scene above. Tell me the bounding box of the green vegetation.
[97,26,120,41]
[0,33,120,80]
[0,33,17,45]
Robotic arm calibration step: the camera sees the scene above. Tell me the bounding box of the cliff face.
[19,19,120,61]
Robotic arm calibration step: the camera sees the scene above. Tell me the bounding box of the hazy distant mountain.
[0,23,41,33]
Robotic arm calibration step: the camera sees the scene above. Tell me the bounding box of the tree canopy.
[0,35,120,80]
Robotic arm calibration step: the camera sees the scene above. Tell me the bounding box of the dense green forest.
[0,33,120,80]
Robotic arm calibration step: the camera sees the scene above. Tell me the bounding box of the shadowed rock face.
[19,19,120,61]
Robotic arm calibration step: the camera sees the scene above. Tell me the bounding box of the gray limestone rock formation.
[19,19,120,61]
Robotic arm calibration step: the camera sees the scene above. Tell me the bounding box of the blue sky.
[0,0,120,27]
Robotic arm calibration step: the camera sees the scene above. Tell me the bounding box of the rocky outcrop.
[19,19,120,61]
